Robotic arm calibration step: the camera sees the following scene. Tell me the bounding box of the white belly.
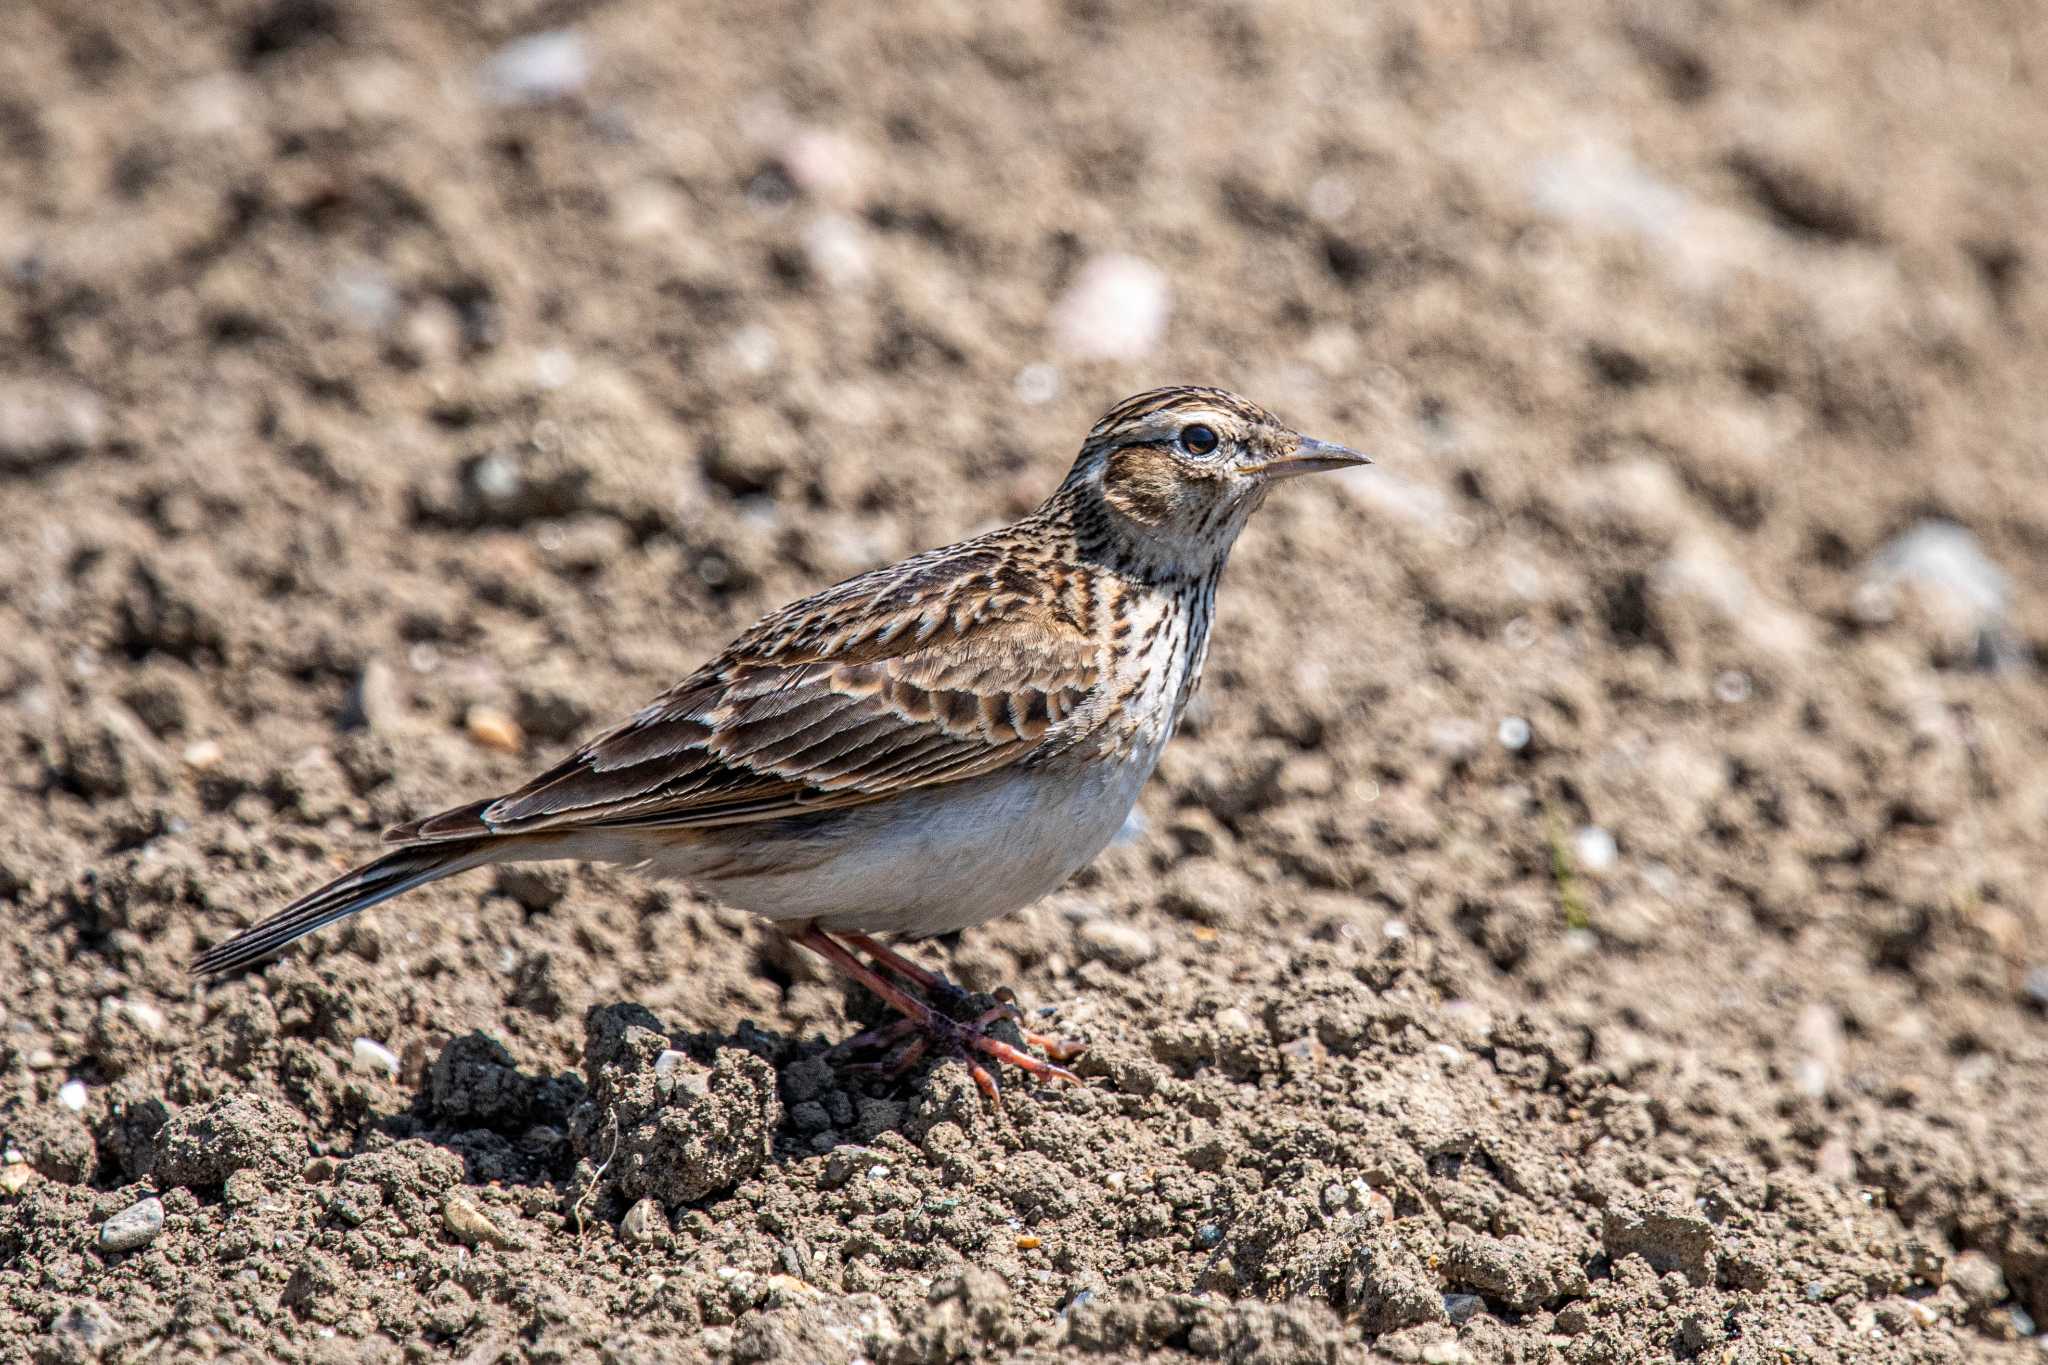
[643,748,1160,937]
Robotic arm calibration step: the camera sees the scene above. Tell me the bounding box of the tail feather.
[191,840,494,977]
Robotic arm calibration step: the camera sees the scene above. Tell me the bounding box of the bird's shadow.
[353,999,999,1204]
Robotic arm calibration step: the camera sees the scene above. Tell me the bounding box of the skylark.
[194,386,1369,1096]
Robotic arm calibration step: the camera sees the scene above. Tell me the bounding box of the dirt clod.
[568,1003,781,1208]
[149,1095,306,1189]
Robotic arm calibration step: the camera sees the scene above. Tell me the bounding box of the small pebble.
[1497,716,1532,751]
[442,1190,516,1248]
[777,127,868,204]
[763,1273,815,1302]
[99,1196,165,1253]
[465,706,523,753]
[25,1047,57,1071]
[1307,173,1355,221]
[726,325,778,376]
[181,739,224,770]
[1444,1293,1485,1326]
[2022,967,2048,1007]
[1572,826,1618,874]
[1420,1342,1471,1365]
[620,1197,668,1246]
[819,1149,863,1189]
[0,1163,31,1195]
[57,1079,87,1112]
[1014,363,1061,405]
[480,29,589,106]
[1212,1006,1255,1034]
[1016,1234,1042,1250]
[1074,917,1156,970]
[0,378,104,470]
[1053,253,1171,361]
[801,213,869,287]
[653,1049,709,1098]
[1195,1223,1223,1248]
[118,998,167,1036]
[351,1038,400,1079]
[1712,669,1752,704]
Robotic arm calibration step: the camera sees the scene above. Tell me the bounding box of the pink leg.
[791,926,1081,1098]
[839,931,1088,1063]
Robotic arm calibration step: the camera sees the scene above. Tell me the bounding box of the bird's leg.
[838,930,1088,1063]
[838,931,962,1001]
[790,926,1080,1098]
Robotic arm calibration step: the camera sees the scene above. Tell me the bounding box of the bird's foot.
[798,927,1084,1100]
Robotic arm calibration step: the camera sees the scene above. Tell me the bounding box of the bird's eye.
[1179,424,1218,456]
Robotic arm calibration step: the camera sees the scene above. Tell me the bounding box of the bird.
[193,385,1370,1097]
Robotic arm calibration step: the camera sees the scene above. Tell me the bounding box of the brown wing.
[389,539,1099,843]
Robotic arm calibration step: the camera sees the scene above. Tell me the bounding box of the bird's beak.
[1246,435,1373,480]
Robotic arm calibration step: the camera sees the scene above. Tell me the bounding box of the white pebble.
[323,265,399,329]
[778,128,866,204]
[802,213,870,287]
[181,739,224,770]
[727,324,779,376]
[470,452,521,502]
[533,348,575,390]
[1527,142,1691,242]
[1862,519,2015,666]
[99,1197,165,1253]
[1497,716,1532,751]
[1867,521,2009,621]
[351,1038,400,1079]
[1075,917,1156,970]
[0,379,105,470]
[1212,1006,1255,1034]
[481,30,589,106]
[1713,669,1752,704]
[1427,719,1482,761]
[57,1079,87,1112]
[1014,363,1061,405]
[1572,826,1618,874]
[1306,174,1356,222]
[1052,254,1171,361]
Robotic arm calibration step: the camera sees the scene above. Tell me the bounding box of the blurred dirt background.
[4,1,2048,1361]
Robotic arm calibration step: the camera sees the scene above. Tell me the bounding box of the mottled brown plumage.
[193,386,1368,1096]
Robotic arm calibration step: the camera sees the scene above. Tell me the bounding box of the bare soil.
[4,2,2048,1361]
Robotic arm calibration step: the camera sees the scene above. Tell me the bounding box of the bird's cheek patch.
[1103,447,1186,528]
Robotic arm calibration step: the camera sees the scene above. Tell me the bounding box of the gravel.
[98,1197,164,1253]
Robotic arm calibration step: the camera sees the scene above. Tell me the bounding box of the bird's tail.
[191,839,497,977]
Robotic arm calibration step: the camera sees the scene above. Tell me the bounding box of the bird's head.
[1056,386,1370,579]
